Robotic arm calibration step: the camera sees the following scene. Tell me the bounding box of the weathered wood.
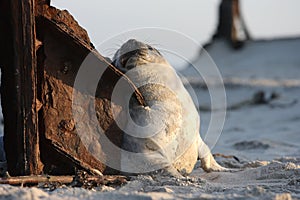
[213,0,250,49]
[0,174,127,186]
[0,175,73,185]
[1,0,43,176]
[35,6,122,175]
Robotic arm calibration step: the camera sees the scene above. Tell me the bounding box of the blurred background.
[51,0,300,41]
[52,0,300,65]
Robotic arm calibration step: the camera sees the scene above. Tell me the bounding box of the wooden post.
[213,0,250,49]
[0,0,43,175]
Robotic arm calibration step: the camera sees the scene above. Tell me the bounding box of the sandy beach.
[0,157,298,200]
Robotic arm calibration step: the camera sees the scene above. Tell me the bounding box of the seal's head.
[113,39,169,72]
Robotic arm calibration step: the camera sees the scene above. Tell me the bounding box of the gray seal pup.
[113,39,227,177]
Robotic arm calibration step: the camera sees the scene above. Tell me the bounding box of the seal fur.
[113,39,227,176]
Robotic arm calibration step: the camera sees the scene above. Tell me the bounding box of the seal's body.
[113,39,227,176]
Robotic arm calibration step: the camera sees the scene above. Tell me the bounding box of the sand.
[0,158,298,199]
[0,38,299,199]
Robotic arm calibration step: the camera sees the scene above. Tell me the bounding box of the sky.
[51,0,300,65]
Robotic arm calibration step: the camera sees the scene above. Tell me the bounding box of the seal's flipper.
[200,153,229,172]
[197,136,229,172]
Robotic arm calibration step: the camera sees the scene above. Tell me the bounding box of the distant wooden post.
[213,0,250,49]
[0,0,43,175]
